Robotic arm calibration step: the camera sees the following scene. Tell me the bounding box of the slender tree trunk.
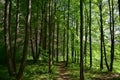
[37,4,43,60]
[99,0,109,71]
[36,0,45,60]
[30,21,36,61]
[52,1,56,62]
[71,18,75,62]
[16,0,31,79]
[66,0,70,66]
[36,0,48,60]
[71,31,74,62]
[63,28,66,61]
[103,37,109,71]
[109,0,115,71]
[49,0,54,73]
[63,5,66,61]
[44,11,47,51]
[35,14,38,58]
[84,7,88,67]
[80,0,84,79]
[56,20,59,62]
[13,0,20,73]
[42,1,48,51]
[4,0,15,76]
[89,0,92,69]
[99,1,103,70]
[52,22,55,61]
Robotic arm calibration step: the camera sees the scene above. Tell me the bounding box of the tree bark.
[99,0,109,71]
[109,0,115,72]
[63,4,66,61]
[56,20,59,62]
[99,1,103,70]
[71,31,74,62]
[84,7,88,67]
[4,0,15,76]
[30,21,36,61]
[63,28,66,61]
[49,0,54,73]
[13,0,20,72]
[80,0,84,79]
[89,0,92,69]
[66,0,70,66]
[16,0,31,79]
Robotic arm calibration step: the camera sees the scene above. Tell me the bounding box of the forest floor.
[1,60,120,80]
[55,61,120,80]
[91,72,120,80]
[56,61,71,80]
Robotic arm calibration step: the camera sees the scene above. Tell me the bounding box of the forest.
[0,0,120,80]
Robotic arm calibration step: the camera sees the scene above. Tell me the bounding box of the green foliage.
[23,60,57,80]
[1,0,120,79]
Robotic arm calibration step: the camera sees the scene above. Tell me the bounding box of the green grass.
[0,60,58,80]
[1,53,120,80]
[22,60,58,80]
[66,57,120,80]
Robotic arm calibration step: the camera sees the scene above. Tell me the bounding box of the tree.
[89,0,92,69]
[99,0,103,70]
[49,0,55,73]
[34,1,39,61]
[37,0,48,61]
[109,0,115,71]
[66,0,70,66]
[71,28,74,62]
[30,17,36,61]
[84,6,88,67]
[63,28,66,61]
[80,0,84,79]
[56,20,59,62]
[63,1,66,62]
[16,0,31,79]
[41,0,48,53]
[4,0,15,76]
[13,0,20,72]
[99,0,109,71]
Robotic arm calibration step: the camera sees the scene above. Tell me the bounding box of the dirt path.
[56,61,70,80]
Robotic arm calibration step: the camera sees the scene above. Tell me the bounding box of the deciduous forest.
[0,0,120,80]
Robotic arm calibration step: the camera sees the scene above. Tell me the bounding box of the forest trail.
[56,61,70,80]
